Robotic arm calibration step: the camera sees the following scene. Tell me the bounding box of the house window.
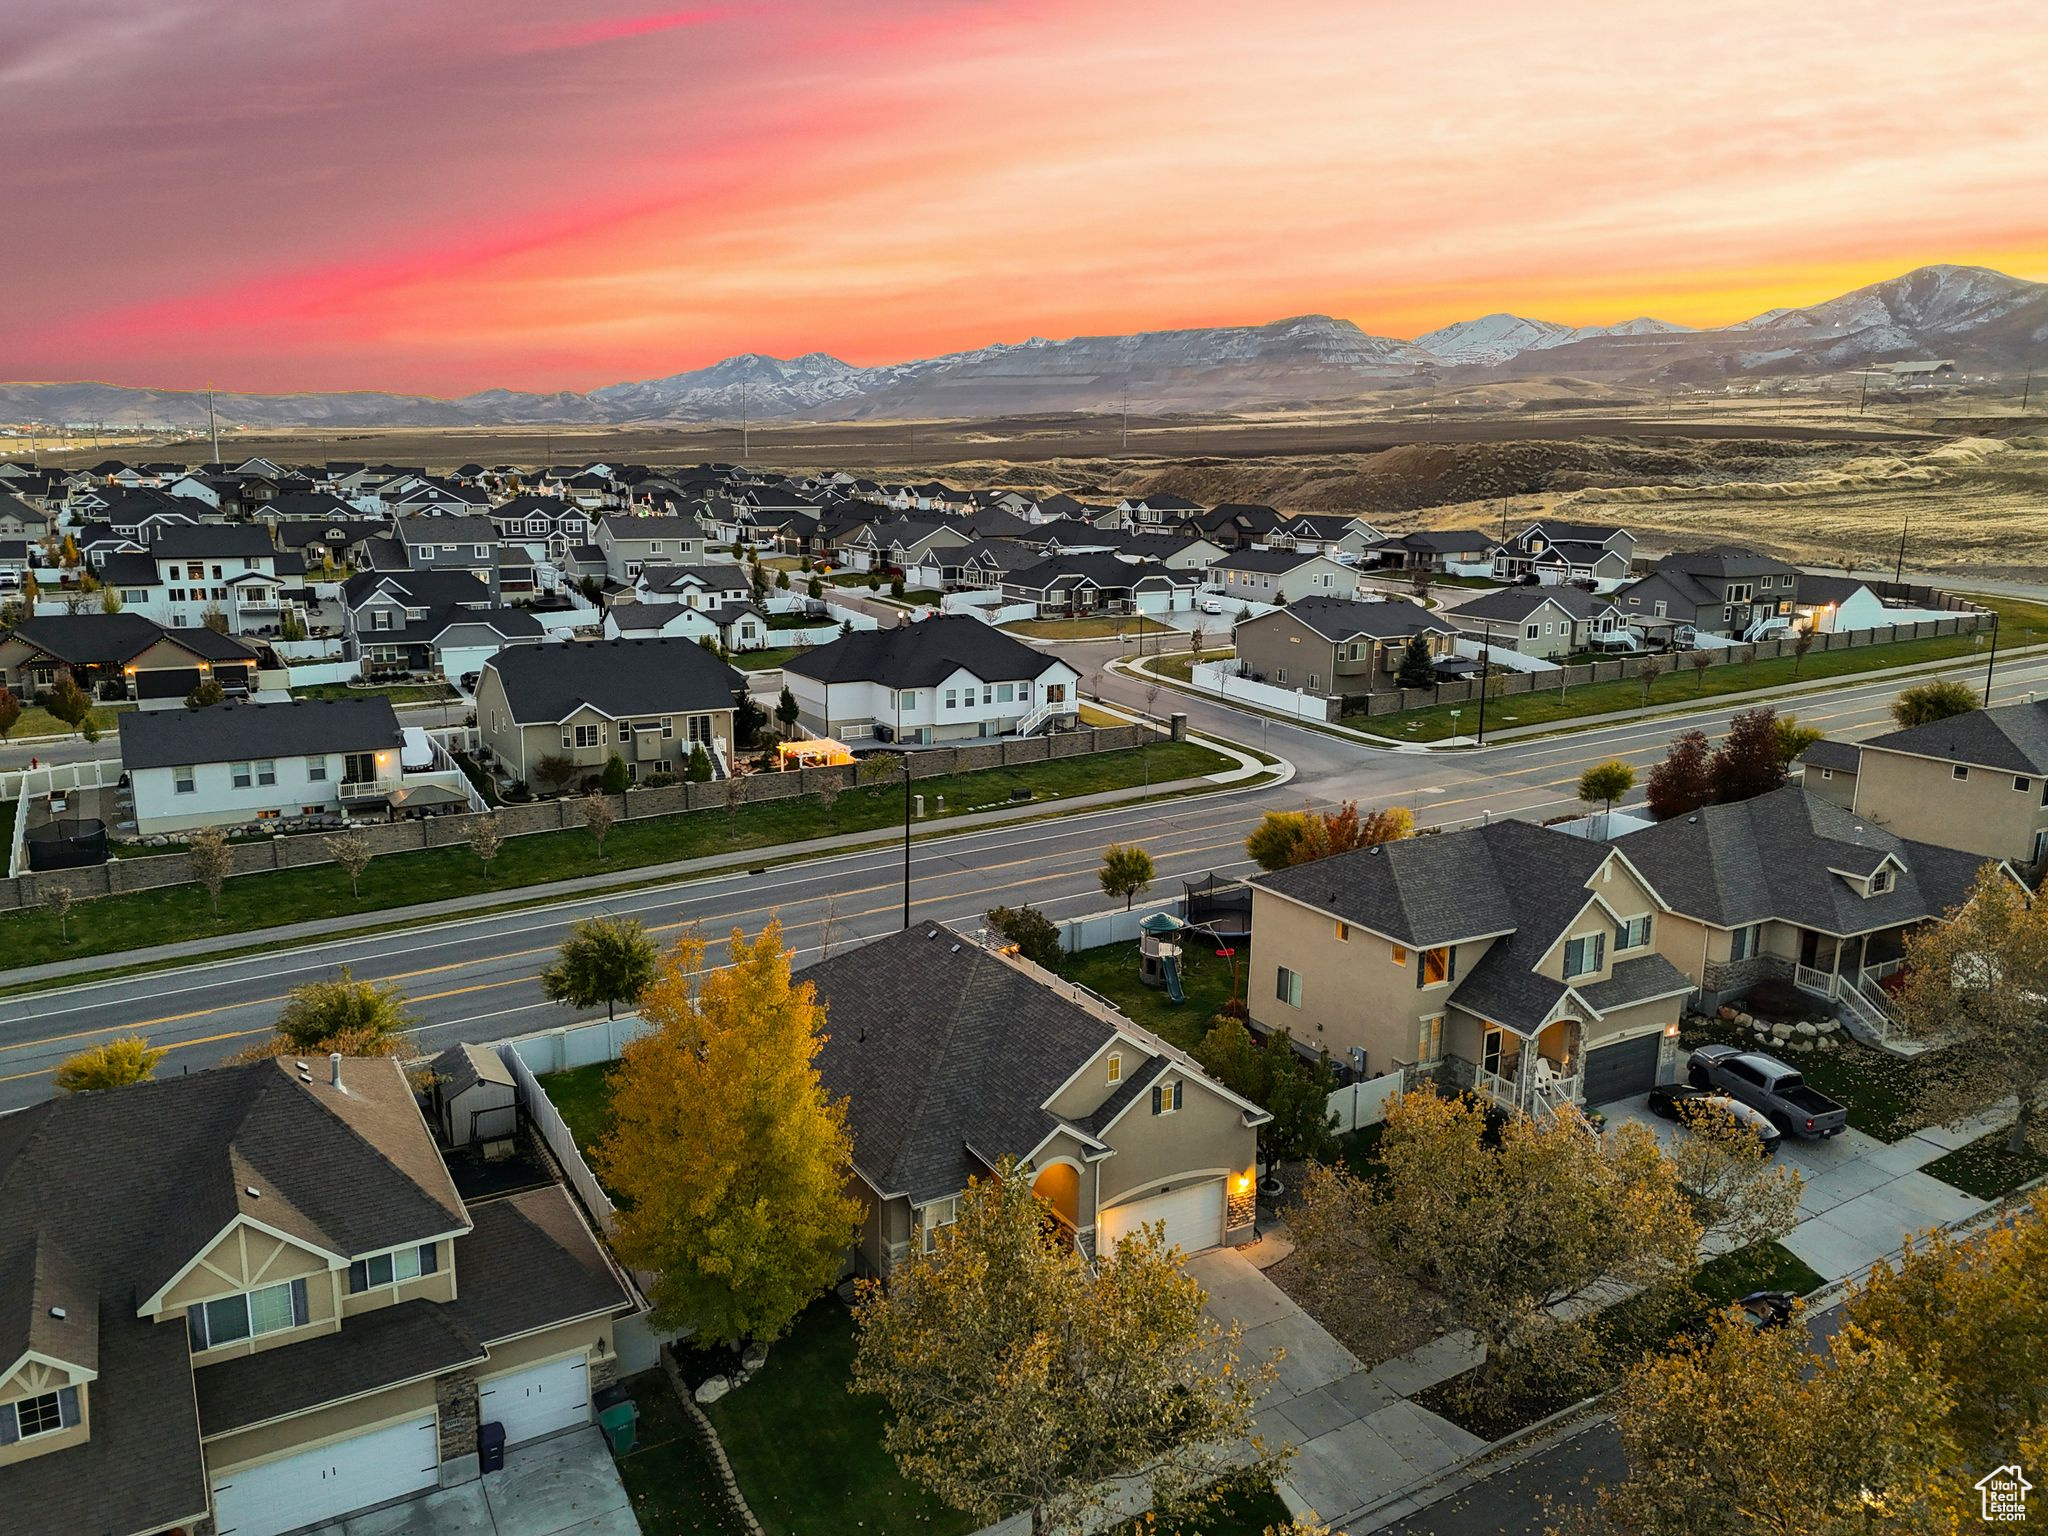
[231,761,252,789]
[307,756,327,781]
[1870,868,1895,895]
[174,767,195,795]
[1390,944,1408,966]
[1953,765,1969,781]
[944,690,957,709]
[1276,966,1303,1007]
[918,1196,959,1253]
[1418,946,1453,987]
[1417,1014,1443,1064]
[348,1243,439,1292]
[1729,924,1763,962]
[1106,1052,1122,1084]
[1563,934,1605,979]
[187,1279,309,1349]
[2,1387,77,1443]
[256,759,276,787]
[2017,777,2032,793]
[1526,624,1541,639]
[661,717,674,738]
[1334,921,1350,942]
[570,724,601,749]
[1150,1080,1184,1116]
[1615,915,1653,950]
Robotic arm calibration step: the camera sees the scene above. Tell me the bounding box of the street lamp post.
[1984,610,2001,705]
[898,748,912,929]
[1475,654,1490,746]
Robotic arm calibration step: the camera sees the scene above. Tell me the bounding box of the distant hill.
[6,264,2040,429]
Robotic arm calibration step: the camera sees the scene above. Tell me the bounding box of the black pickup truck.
[1687,1044,1848,1139]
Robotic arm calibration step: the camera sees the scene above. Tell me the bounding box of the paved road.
[7,650,2048,1109]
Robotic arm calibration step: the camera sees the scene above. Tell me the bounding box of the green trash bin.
[598,1400,638,1455]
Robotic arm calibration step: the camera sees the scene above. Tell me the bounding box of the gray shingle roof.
[784,616,1063,689]
[485,636,742,723]
[1858,698,2048,774]
[449,1186,631,1344]
[144,523,276,559]
[1265,596,1458,643]
[8,612,235,666]
[119,697,402,770]
[1450,586,1603,623]
[1617,784,1991,935]
[1798,738,1863,774]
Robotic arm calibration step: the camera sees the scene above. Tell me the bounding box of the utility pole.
[207,385,220,466]
[741,382,751,463]
[1984,610,2001,705]
[1475,652,1490,747]
[1120,391,1128,452]
[2024,366,2035,413]
[1857,370,1870,416]
[900,749,913,928]
[1894,517,1908,583]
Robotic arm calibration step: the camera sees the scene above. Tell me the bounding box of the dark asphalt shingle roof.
[144,523,276,559]
[784,615,1063,689]
[1254,596,1457,643]
[343,569,492,609]
[449,1186,631,1344]
[1215,547,1340,573]
[6,612,214,665]
[1617,784,1991,935]
[1798,739,1863,774]
[121,698,403,770]
[1858,698,2048,774]
[485,636,742,722]
[1451,587,1604,623]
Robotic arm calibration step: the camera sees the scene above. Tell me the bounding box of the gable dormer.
[1830,850,1906,898]
[0,1235,97,1465]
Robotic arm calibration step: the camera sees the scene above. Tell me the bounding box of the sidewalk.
[7,729,1286,989]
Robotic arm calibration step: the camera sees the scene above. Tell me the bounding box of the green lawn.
[1002,616,1175,640]
[540,1062,617,1160]
[0,739,1235,970]
[1150,649,1235,684]
[705,1303,976,1536]
[289,681,457,703]
[1348,595,2048,742]
[4,701,131,741]
[732,647,806,672]
[1058,940,1240,1054]
[1924,1131,2048,1199]
[613,1368,750,1535]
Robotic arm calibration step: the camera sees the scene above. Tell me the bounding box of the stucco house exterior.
[1247,820,1695,1113]
[0,614,262,703]
[781,616,1079,744]
[1211,547,1357,603]
[1231,596,1459,696]
[1828,698,2048,871]
[810,926,1268,1274]
[0,1054,632,1536]
[1447,586,1628,660]
[475,636,743,784]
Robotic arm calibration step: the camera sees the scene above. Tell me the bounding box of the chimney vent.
[48,1306,65,1321]
[330,1052,346,1092]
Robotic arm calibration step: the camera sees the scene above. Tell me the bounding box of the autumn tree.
[1292,1092,1697,1408]
[1705,707,1787,804]
[1790,627,1816,677]
[188,825,233,916]
[1577,759,1635,836]
[324,829,373,897]
[580,792,616,859]
[243,966,415,1060]
[1667,1100,1804,1253]
[1889,676,1977,729]
[185,677,225,710]
[1188,622,1207,665]
[540,916,658,1020]
[1097,842,1155,910]
[533,753,577,795]
[54,1035,167,1092]
[985,904,1064,970]
[467,811,503,874]
[597,921,860,1344]
[1194,1015,1339,1167]
[1771,713,1823,767]
[0,684,19,740]
[1892,865,2048,1153]
[44,674,91,734]
[852,1162,1285,1536]
[1244,811,1308,871]
[1645,728,1712,820]
[1292,801,1413,863]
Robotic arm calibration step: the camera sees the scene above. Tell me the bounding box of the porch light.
[1665,1022,1680,1037]
[1234,1171,1254,1194]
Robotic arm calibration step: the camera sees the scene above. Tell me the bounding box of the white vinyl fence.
[1186,661,1339,722]
[284,659,362,687]
[1053,899,1182,954]
[1326,1073,1405,1132]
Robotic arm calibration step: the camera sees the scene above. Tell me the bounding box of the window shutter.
[187,1308,208,1350]
[1415,951,1425,988]
[0,1403,17,1445]
[348,1259,369,1294]
[57,1386,79,1430]
[291,1278,309,1327]
[1150,1085,1163,1116]
[420,1242,439,1275]
[1172,1081,1183,1111]
[1446,945,1458,983]
[1592,934,1604,971]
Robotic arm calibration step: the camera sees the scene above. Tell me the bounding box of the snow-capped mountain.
[7,265,2041,429]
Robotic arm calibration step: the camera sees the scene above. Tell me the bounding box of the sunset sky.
[4,0,2045,396]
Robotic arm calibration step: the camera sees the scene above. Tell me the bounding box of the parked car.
[1199,596,1227,615]
[1687,1044,1848,1139]
[1648,1083,1784,1150]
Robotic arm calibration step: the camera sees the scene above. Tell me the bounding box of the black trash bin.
[478,1420,507,1474]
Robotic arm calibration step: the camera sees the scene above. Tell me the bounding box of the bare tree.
[1409,564,1433,604]
[324,830,373,898]
[1636,653,1668,705]
[814,769,841,817]
[188,826,233,917]
[1189,623,1207,665]
[581,794,616,860]
[818,891,840,960]
[467,811,503,874]
[722,771,746,831]
[44,885,74,944]
[1688,647,1712,692]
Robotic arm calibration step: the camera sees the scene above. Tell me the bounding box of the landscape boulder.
[694,1376,731,1405]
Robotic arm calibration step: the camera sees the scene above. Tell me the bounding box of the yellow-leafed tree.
[597,920,860,1345]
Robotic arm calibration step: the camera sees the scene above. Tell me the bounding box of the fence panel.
[499,1041,620,1237]
[1187,662,1338,722]
[1327,1073,1405,1133]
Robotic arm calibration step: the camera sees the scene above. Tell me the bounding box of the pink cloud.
[507,6,728,54]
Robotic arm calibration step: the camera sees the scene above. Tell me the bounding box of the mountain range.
[5,264,2042,432]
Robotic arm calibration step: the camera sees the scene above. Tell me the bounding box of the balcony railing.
[338,777,398,801]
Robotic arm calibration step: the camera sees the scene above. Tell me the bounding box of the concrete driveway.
[1188,1248,1484,1526]
[332,1427,637,1536]
[1597,1097,1991,1283]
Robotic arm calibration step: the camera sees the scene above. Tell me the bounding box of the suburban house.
[1825,697,2048,871]
[270,515,387,571]
[490,494,592,558]
[1180,503,1280,550]
[1262,514,1385,560]
[811,925,1268,1273]
[0,614,263,703]
[119,697,477,833]
[1447,586,1629,660]
[632,563,754,611]
[1247,819,1695,1113]
[0,494,50,539]
[0,1054,633,1536]
[475,636,743,784]
[356,605,546,688]
[782,617,1079,744]
[998,553,1198,616]
[130,524,292,632]
[1365,529,1494,574]
[1616,547,1801,640]
[1790,575,1955,634]
[1231,596,1460,696]
[1212,547,1358,603]
[342,570,494,659]
[1794,738,1865,809]
[1490,520,1637,587]
[1617,784,1999,1034]
[594,514,709,582]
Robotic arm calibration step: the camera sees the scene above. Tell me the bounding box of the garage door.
[1583,1032,1663,1106]
[479,1354,590,1446]
[1097,1178,1225,1256]
[212,1413,437,1536]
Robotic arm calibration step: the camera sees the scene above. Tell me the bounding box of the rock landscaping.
[1696,1005,1846,1053]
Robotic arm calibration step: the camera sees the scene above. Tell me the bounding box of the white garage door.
[1097,1178,1226,1256]
[212,1413,438,1536]
[479,1354,590,1446]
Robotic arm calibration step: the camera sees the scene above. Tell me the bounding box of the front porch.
[1789,927,1912,1045]
[1471,1016,1585,1117]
